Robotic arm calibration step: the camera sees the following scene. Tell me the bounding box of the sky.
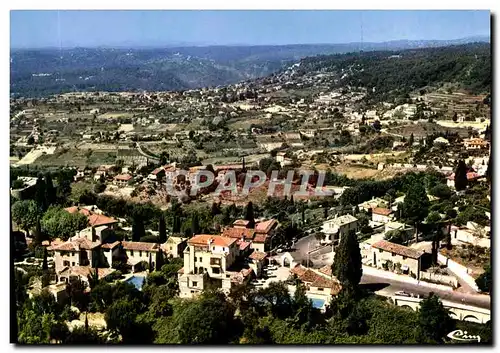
[10,10,490,48]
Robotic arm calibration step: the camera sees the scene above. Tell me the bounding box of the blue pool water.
[310,298,325,309]
[125,275,146,290]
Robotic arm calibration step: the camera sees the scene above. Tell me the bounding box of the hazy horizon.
[10,10,490,49]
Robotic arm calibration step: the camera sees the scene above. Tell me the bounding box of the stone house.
[371,240,426,279]
[321,214,358,245]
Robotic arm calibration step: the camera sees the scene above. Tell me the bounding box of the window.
[191,290,195,293]
[130,250,134,256]
[391,252,396,257]
[213,247,215,250]
[379,249,383,253]
[318,288,324,291]
[403,256,407,260]
[213,268,220,274]
[170,246,173,251]
[72,262,75,266]
[192,281,198,287]
[71,252,75,257]
[63,261,70,266]
[226,274,230,278]
[139,251,142,257]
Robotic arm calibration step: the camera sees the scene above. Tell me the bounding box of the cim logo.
[447,330,481,343]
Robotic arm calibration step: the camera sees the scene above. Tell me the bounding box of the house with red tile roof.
[178,234,254,299]
[290,264,342,305]
[371,240,428,279]
[64,206,118,228]
[372,207,394,224]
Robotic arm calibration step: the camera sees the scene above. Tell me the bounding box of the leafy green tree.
[402,180,430,240]
[475,264,491,293]
[41,206,89,240]
[12,200,40,237]
[429,184,452,199]
[155,290,236,344]
[418,292,455,343]
[62,325,105,344]
[454,160,468,191]
[105,298,151,343]
[332,229,362,294]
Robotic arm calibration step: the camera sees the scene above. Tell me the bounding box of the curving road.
[291,235,490,309]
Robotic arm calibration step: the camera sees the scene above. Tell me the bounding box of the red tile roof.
[237,240,251,251]
[291,265,342,294]
[222,227,255,240]
[101,241,121,249]
[372,240,424,259]
[249,251,267,261]
[233,219,250,227]
[318,265,332,277]
[58,266,116,278]
[253,233,269,243]
[52,237,100,251]
[188,234,237,247]
[121,241,159,252]
[255,219,278,234]
[372,207,392,216]
[114,174,132,181]
[64,206,117,227]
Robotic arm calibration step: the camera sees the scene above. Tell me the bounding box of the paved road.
[361,274,490,309]
[136,143,160,162]
[293,234,490,310]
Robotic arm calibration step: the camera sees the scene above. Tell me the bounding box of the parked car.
[394,291,411,297]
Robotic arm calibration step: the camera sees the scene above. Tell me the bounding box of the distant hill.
[10,36,490,97]
[296,42,491,104]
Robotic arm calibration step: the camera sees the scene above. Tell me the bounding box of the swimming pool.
[310,298,326,309]
[125,275,146,290]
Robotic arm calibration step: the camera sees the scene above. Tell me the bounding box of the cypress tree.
[402,180,430,241]
[148,253,153,273]
[454,160,468,191]
[155,249,164,271]
[331,229,362,294]
[42,246,48,270]
[408,133,414,147]
[244,202,255,228]
[35,175,47,212]
[132,216,145,242]
[158,215,167,243]
[191,212,200,235]
[486,156,491,184]
[44,173,56,207]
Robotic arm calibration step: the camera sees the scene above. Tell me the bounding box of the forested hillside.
[298,43,491,104]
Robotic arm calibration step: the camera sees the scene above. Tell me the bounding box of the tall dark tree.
[148,253,153,273]
[191,212,200,235]
[408,133,414,147]
[402,180,430,241]
[454,160,468,191]
[158,215,167,243]
[44,173,56,207]
[132,216,146,242]
[172,216,181,234]
[42,246,48,270]
[486,156,491,184]
[155,249,164,272]
[211,202,221,216]
[331,230,362,294]
[475,264,491,293]
[34,175,47,212]
[244,202,255,228]
[418,293,454,343]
